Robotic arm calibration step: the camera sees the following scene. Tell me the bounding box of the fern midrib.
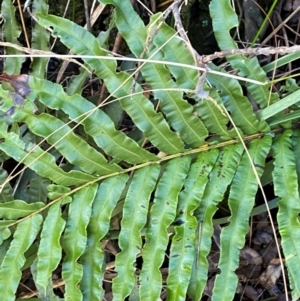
[3,129,279,231]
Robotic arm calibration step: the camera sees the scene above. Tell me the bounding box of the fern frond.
[212,136,271,301]
[31,0,49,78]
[151,15,197,90]
[140,157,191,300]
[81,175,128,301]
[0,200,44,219]
[36,201,66,292]
[105,3,208,147]
[62,184,98,300]
[208,69,269,134]
[0,120,95,186]
[209,0,278,107]
[1,0,299,300]
[0,215,43,301]
[188,144,244,300]
[13,110,122,175]
[112,165,160,300]
[195,89,237,140]
[27,77,157,164]
[35,14,186,154]
[1,0,23,73]
[167,150,219,300]
[28,177,50,204]
[272,130,300,300]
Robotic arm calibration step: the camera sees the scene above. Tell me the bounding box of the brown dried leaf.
[236,264,261,280]
[261,242,279,266]
[253,228,274,244]
[243,284,262,301]
[0,73,30,106]
[259,258,282,290]
[240,246,263,265]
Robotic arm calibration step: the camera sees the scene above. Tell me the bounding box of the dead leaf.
[259,258,282,290]
[240,246,263,265]
[243,284,262,301]
[0,73,31,106]
[253,228,273,245]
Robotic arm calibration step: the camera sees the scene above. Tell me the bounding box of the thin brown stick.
[201,44,300,63]
[16,0,31,61]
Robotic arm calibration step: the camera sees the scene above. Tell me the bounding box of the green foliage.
[1,0,24,73]
[272,131,300,300]
[0,215,43,300]
[188,143,244,300]
[167,151,218,300]
[1,0,300,300]
[81,175,128,300]
[112,166,160,299]
[212,137,272,301]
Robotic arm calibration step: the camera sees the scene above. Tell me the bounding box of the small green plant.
[1,0,300,300]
